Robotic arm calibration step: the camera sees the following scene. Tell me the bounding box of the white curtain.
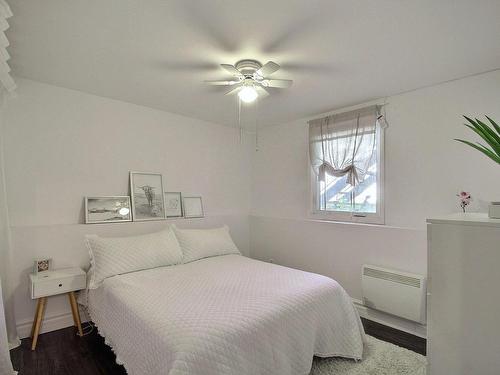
[0,280,16,375]
[0,1,15,93]
[309,105,381,187]
[0,103,17,371]
[0,1,18,374]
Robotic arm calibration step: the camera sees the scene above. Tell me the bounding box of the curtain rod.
[308,103,388,124]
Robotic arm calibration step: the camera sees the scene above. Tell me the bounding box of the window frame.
[309,121,385,225]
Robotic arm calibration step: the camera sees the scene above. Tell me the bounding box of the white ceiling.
[6,0,500,127]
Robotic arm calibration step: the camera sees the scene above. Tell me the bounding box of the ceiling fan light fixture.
[206,60,292,104]
[238,85,258,103]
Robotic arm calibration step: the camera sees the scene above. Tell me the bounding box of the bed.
[86,253,365,375]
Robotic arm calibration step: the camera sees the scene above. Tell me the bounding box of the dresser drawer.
[32,274,86,299]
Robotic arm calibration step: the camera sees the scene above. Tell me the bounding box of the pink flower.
[457,191,471,200]
[457,191,472,212]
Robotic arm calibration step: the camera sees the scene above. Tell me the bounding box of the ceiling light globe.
[238,86,258,103]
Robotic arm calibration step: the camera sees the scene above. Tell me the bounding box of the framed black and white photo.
[164,192,183,218]
[183,196,204,218]
[85,196,132,224]
[130,172,166,221]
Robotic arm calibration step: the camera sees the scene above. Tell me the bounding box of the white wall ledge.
[250,214,425,231]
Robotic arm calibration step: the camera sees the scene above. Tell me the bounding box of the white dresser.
[427,213,500,375]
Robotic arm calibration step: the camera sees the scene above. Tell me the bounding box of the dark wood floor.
[361,318,426,355]
[10,318,425,375]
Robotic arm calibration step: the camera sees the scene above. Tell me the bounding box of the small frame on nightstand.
[29,267,86,350]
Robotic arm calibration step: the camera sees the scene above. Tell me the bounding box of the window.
[309,106,385,224]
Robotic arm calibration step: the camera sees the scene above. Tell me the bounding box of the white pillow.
[85,227,182,289]
[172,225,240,263]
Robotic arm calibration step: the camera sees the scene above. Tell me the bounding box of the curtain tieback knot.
[318,162,359,186]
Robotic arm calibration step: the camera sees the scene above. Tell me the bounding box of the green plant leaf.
[463,124,500,156]
[475,142,500,163]
[463,115,478,127]
[475,118,500,144]
[455,139,500,164]
[485,115,500,135]
[458,115,500,164]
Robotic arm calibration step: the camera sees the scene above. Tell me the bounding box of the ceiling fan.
[205,59,293,103]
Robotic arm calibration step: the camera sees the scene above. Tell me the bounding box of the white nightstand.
[29,267,86,350]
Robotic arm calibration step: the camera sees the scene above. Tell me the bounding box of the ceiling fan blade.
[225,84,243,95]
[255,85,270,98]
[256,61,280,77]
[221,64,242,76]
[262,79,293,88]
[204,80,240,86]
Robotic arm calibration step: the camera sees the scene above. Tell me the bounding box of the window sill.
[309,211,385,225]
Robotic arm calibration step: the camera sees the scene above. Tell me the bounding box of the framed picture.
[85,196,132,224]
[183,196,204,218]
[130,172,166,221]
[164,192,183,218]
[33,258,52,274]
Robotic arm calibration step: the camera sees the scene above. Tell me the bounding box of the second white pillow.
[172,225,240,263]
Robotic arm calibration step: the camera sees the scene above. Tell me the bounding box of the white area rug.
[311,335,426,375]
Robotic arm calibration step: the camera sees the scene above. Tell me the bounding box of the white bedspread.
[88,254,365,375]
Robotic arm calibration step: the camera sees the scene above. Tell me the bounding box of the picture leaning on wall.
[85,196,132,224]
[183,196,204,218]
[130,172,166,221]
[165,192,183,218]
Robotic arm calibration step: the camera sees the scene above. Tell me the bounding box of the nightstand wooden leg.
[68,291,83,337]
[69,294,77,327]
[31,297,47,350]
[30,299,42,338]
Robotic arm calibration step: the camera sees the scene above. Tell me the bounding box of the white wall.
[251,70,500,334]
[3,78,253,336]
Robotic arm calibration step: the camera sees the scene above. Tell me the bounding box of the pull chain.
[238,97,242,144]
[255,97,259,151]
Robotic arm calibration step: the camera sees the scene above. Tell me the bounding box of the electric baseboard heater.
[362,264,426,324]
